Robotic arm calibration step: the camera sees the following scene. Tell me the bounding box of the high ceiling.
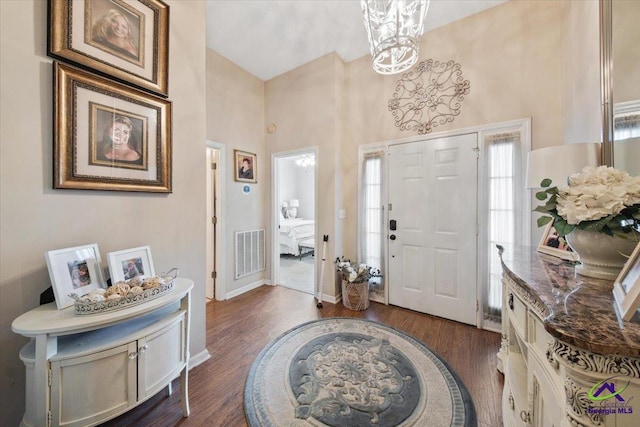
[206,1,507,81]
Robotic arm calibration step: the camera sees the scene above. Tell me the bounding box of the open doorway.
[272,148,317,295]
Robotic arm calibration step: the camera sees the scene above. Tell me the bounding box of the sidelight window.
[484,130,526,325]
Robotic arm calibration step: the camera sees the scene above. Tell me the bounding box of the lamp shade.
[289,199,300,208]
[526,143,601,189]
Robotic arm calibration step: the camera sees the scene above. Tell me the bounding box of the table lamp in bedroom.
[289,199,299,218]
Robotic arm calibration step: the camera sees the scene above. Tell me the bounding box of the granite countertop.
[499,245,640,358]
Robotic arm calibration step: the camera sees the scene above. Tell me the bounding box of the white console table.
[12,278,193,427]
[497,246,640,427]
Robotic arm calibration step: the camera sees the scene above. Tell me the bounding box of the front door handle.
[390,234,396,240]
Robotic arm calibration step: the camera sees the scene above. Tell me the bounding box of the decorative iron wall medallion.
[389,59,470,134]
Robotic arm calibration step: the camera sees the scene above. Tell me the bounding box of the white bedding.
[279,219,315,256]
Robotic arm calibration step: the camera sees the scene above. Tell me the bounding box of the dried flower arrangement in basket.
[336,258,381,311]
[335,258,381,283]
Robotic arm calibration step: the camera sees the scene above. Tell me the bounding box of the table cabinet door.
[502,377,528,427]
[529,355,563,427]
[50,342,137,427]
[137,314,186,400]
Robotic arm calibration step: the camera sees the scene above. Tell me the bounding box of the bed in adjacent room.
[279,214,315,257]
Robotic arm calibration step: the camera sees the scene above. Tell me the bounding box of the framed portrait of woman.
[234,150,257,183]
[49,0,169,96]
[90,105,148,171]
[54,62,172,192]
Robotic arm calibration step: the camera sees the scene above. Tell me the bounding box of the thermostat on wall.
[243,185,251,195]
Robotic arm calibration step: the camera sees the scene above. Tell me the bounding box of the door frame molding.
[357,118,531,329]
[270,146,319,293]
[206,140,226,301]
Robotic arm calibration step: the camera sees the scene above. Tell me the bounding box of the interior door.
[387,134,478,325]
[206,148,218,299]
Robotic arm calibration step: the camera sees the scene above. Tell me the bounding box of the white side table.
[12,278,193,427]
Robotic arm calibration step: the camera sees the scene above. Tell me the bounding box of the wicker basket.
[341,279,370,311]
[73,280,174,315]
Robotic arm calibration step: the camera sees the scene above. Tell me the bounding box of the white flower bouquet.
[535,166,640,239]
[335,257,381,283]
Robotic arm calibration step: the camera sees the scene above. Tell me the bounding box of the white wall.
[265,53,345,296]
[613,0,640,104]
[561,0,601,144]
[278,156,315,220]
[206,49,267,296]
[279,157,298,209]
[0,2,208,425]
[296,164,316,220]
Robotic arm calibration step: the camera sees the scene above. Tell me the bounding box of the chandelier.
[361,0,430,75]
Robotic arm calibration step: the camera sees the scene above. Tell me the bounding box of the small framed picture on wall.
[537,220,578,261]
[234,150,257,183]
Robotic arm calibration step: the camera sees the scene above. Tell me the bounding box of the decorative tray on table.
[70,269,178,315]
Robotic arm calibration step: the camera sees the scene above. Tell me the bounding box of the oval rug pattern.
[244,318,477,426]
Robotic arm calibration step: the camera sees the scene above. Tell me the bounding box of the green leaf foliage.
[552,219,574,237]
[537,216,553,227]
[535,191,548,201]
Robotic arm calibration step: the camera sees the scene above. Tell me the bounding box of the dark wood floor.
[103,285,503,426]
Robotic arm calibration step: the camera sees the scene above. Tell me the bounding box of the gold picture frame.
[49,0,169,96]
[537,220,579,261]
[54,62,172,192]
[234,150,257,183]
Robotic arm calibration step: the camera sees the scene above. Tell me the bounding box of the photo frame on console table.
[54,62,172,192]
[537,220,579,261]
[107,246,155,283]
[45,243,105,310]
[613,241,640,321]
[48,0,169,96]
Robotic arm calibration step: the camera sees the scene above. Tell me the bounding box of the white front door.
[387,134,478,325]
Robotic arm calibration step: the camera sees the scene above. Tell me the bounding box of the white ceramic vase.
[565,229,638,280]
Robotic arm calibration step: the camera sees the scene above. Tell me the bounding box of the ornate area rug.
[244,318,477,426]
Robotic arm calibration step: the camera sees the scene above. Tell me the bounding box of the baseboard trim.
[225,279,267,299]
[189,349,211,369]
[223,279,339,304]
[320,293,339,305]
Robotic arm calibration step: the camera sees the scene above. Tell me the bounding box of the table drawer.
[507,290,528,342]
